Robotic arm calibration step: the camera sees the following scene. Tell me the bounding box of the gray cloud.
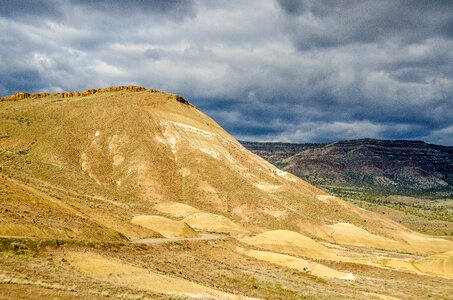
[1,0,452,145]
[276,0,453,48]
[0,0,62,18]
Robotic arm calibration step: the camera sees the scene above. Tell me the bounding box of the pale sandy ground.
[154,201,202,218]
[131,201,453,281]
[413,250,453,279]
[327,222,453,254]
[239,230,350,262]
[239,228,453,280]
[363,292,402,300]
[236,247,355,280]
[327,222,404,250]
[64,251,258,299]
[183,212,249,234]
[131,215,198,238]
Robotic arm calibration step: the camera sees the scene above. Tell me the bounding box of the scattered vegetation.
[1,88,453,299]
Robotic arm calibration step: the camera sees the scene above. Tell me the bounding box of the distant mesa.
[242,138,453,196]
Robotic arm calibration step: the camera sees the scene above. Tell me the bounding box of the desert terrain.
[1,87,453,299]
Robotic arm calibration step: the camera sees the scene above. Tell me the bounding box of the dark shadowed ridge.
[241,138,453,196]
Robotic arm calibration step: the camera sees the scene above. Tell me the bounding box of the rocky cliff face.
[242,139,453,196]
[0,85,154,101]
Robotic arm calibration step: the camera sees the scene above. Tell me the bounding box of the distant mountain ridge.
[239,141,326,168]
[241,138,453,196]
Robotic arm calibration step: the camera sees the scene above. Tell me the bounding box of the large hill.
[1,87,453,299]
[242,139,453,196]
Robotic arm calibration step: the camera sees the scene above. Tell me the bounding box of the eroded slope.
[1,87,453,299]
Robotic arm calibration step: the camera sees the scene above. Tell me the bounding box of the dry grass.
[0,87,452,299]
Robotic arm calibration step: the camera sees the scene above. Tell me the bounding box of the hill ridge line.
[0,85,190,105]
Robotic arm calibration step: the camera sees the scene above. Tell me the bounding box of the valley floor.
[327,186,453,237]
[1,236,453,300]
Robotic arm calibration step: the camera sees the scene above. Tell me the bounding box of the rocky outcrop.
[0,86,191,105]
[175,95,189,105]
[0,92,31,101]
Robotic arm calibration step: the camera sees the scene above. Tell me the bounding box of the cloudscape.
[1,0,452,145]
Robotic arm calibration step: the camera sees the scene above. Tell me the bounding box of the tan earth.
[1,86,452,299]
[131,215,198,238]
[327,222,406,251]
[236,247,355,280]
[363,292,402,300]
[183,212,249,234]
[154,201,201,218]
[239,230,347,262]
[413,250,453,279]
[64,251,256,299]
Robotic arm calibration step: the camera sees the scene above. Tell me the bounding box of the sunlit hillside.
[1,87,453,299]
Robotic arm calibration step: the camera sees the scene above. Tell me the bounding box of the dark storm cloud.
[67,0,196,19]
[1,0,452,145]
[0,0,195,18]
[0,0,62,18]
[276,0,453,48]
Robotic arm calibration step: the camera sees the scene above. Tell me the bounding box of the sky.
[1,0,453,145]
